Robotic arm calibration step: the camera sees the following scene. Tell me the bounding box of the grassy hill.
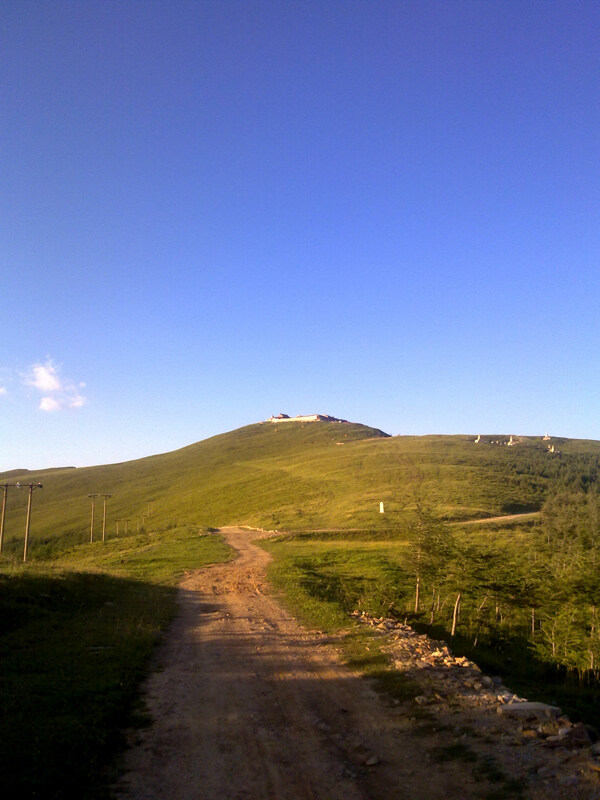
[4,419,600,797]
[2,418,600,559]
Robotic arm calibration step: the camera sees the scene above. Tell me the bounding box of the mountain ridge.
[2,420,600,559]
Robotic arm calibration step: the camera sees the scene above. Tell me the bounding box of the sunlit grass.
[262,535,418,701]
[262,528,600,730]
[1,423,587,555]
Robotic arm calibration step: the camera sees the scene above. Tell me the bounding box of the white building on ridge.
[266,413,347,424]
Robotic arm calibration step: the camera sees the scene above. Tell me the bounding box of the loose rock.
[498,702,562,721]
[349,609,600,797]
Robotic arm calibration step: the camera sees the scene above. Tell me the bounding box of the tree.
[402,468,454,616]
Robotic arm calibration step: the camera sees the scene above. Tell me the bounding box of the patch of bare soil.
[115,528,600,800]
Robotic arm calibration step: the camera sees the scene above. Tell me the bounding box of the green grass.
[0,528,232,800]
[3,422,595,558]
[263,536,412,624]
[2,420,600,795]
[262,529,600,729]
[53,526,231,582]
[262,536,419,702]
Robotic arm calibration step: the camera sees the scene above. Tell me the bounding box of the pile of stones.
[497,703,598,750]
[349,610,599,750]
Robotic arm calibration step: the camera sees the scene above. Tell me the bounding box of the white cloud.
[24,359,87,412]
[67,392,86,409]
[0,387,7,396]
[26,360,63,393]
[39,396,61,412]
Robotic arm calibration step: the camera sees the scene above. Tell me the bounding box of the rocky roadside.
[350,610,600,798]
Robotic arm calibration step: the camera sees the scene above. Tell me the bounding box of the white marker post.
[380,502,384,514]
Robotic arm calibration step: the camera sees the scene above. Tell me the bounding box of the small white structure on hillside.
[267,413,347,424]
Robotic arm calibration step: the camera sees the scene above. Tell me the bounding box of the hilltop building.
[473,435,523,446]
[266,413,348,424]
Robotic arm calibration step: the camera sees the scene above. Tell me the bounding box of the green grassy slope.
[3,421,600,797]
[2,420,599,558]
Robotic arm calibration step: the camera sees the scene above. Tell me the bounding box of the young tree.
[402,469,454,616]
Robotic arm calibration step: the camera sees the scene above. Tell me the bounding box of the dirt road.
[115,528,598,800]
[453,512,540,526]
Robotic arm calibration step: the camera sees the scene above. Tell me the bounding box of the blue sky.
[1,0,599,470]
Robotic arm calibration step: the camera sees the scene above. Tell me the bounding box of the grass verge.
[0,527,232,800]
[262,536,418,703]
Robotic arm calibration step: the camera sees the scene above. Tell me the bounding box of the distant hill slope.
[0,466,77,478]
[2,421,600,557]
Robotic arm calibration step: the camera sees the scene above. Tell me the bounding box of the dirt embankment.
[115,528,599,800]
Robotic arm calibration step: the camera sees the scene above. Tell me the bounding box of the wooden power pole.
[88,494,100,543]
[100,494,111,541]
[20,483,43,562]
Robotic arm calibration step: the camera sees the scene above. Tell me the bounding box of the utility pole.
[0,485,7,555]
[123,518,130,535]
[100,494,111,541]
[115,519,122,537]
[0,483,19,555]
[88,494,100,542]
[17,483,43,562]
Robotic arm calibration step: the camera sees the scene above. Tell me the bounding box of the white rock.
[497,702,562,720]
